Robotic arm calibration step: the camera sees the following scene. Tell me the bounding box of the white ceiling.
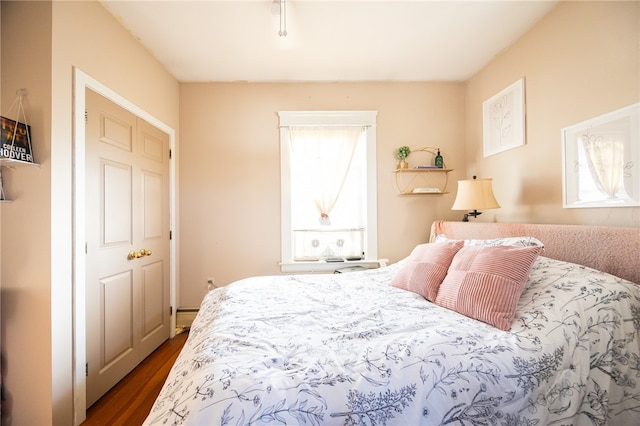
[99,0,559,83]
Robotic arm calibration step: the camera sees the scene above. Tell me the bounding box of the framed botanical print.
[483,78,526,157]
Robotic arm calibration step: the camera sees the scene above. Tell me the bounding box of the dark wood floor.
[81,331,188,426]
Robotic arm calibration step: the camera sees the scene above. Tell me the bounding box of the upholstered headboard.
[430,220,640,285]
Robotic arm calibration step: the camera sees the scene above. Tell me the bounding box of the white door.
[85,89,171,407]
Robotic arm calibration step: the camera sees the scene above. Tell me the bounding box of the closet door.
[85,88,170,407]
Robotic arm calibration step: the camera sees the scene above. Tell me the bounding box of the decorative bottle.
[435,149,443,168]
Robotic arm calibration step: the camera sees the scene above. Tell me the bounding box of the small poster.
[0,116,34,163]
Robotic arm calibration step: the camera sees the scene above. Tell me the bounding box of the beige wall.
[1,0,179,424]
[1,2,53,424]
[465,1,639,225]
[179,82,466,306]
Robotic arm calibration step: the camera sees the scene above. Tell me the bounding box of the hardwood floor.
[81,331,188,426]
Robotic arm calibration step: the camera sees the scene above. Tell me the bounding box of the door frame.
[72,67,177,424]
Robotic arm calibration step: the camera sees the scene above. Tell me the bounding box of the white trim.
[279,110,378,127]
[72,68,177,424]
[278,111,378,272]
[280,260,381,273]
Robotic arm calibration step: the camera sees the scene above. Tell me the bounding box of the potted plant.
[396,146,411,169]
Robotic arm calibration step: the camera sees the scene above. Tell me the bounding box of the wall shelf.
[0,159,39,202]
[393,146,452,195]
[394,168,453,195]
[0,158,39,167]
[1,89,38,202]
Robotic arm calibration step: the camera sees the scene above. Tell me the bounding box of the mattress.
[144,255,640,425]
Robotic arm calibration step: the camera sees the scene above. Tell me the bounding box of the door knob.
[127,249,152,260]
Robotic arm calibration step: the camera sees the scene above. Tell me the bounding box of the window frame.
[278,110,379,272]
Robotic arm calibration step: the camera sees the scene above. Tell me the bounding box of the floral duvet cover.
[144,257,640,425]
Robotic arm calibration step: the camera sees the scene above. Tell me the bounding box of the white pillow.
[435,234,545,248]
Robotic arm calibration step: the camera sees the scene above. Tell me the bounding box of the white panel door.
[136,116,171,358]
[85,89,170,407]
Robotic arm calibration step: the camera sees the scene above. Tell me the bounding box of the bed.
[144,221,640,425]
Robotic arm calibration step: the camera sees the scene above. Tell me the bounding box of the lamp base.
[461,210,482,222]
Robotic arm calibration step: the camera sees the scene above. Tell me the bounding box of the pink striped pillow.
[435,245,542,331]
[390,241,464,301]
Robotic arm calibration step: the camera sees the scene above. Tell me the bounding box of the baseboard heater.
[176,307,199,332]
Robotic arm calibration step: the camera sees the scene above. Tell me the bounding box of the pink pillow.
[390,241,464,301]
[435,245,542,331]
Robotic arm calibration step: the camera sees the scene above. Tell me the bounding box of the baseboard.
[176,308,199,332]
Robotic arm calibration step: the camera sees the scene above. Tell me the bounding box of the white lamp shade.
[451,178,500,211]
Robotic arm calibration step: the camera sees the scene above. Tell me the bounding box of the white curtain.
[580,132,625,199]
[289,126,363,225]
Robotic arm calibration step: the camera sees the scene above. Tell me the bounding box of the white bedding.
[144,257,640,425]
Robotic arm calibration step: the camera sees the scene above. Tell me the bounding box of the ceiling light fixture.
[273,0,287,37]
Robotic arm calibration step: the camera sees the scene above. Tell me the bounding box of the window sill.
[280,259,387,273]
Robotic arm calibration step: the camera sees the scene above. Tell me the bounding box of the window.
[576,132,631,203]
[279,111,378,272]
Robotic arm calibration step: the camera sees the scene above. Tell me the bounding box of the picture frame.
[561,102,639,208]
[483,78,526,157]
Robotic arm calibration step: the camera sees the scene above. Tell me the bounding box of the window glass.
[278,111,377,271]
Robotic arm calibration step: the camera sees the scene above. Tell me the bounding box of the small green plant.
[396,146,411,160]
